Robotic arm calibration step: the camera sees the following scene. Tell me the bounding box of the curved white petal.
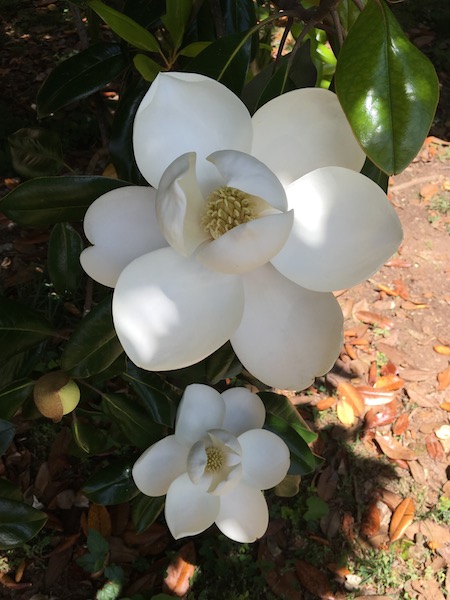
[156,153,211,256]
[195,210,294,274]
[132,436,187,496]
[221,388,266,436]
[165,473,219,539]
[208,150,288,211]
[230,264,344,390]
[215,482,269,543]
[133,72,253,191]
[175,384,225,446]
[113,247,245,371]
[80,187,167,287]
[186,439,208,484]
[239,429,290,490]
[251,88,366,186]
[271,167,403,292]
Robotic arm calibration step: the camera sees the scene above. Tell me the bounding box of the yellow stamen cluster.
[202,187,255,239]
[205,447,224,472]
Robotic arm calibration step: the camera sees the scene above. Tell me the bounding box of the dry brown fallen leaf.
[437,365,450,390]
[337,399,355,426]
[374,433,417,461]
[360,502,381,539]
[357,386,395,406]
[425,433,445,461]
[88,503,112,537]
[163,541,196,597]
[364,400,398,430]
[337,382,365,416]
[374,375,405,391]
[392,413,409,436]
[316,396,337,410]
[440,402,450,411]
[434,345,450,356]
[295,559,336,600]
[390,497,415,542]
[355,310,395,330]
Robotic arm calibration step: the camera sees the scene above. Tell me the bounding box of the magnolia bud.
[33,371,80,422]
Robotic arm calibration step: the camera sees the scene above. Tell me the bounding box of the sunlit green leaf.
[0,176,130,226]
[335,0,439,174]
[8,128,63,178]
[61,296,124,378]
[0,296,56,363]
[36,42,128,118]
[48,222,84,295]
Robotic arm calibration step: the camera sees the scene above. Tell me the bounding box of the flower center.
[202,186,256,239]
[205,446,224,472]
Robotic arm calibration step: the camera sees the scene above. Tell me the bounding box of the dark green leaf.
[337,0,366,34]
[0,176,130,226]
[205,341,242,385]
[89,0,162,53]
[8,128,64,178]
[260,392,317,444]
[0,498,47,549]
[184,31,252,95]
[133,54,163,81]
[36,42,128,118]
[83,458,139,505]
[102,393,165,448]
[124,0,166,29]
[264,413,319,476]
[131,493,165,533]
[335,0,439,174]
[123,364,178,428]
[162,0,193,51]
[361,157,389,192]
[110,79,149,184]
[48,222,84,295]
[0,420,15,455]
[0,295,56,363]
[0,479,22,501]
[61,296,124,378]
[72,418,110,455]
[221,0,257,36]
[0,379,34,420]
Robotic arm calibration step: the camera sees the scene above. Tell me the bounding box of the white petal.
[230,264,343,390]
[271,167,403,292]
[251,88,366,186]
[208,150,288,211]
[165,473,219,539]
[133,72,253,191]
[186,439,208,484]
[239,429,290,490]
[215,482,269,542]
[80,186,167,287]
[175,384,225,446]
[132,436,187,496]
[221,388,266,436]
[195,211,294,274]
[156,153,210,256]
[113,247,245,371]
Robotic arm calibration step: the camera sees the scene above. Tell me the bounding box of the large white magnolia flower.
[132,384,290,543]
[80,72,403,390]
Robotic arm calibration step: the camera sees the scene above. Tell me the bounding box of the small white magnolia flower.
[80,72,403,390]
[132,384,290,543]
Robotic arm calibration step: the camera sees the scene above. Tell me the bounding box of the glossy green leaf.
[264,413,319,476]
[61,296,124,378]
[0,176,130,226]
[48,222,84,295]
[260,392,317,444]
[337,0,366,34]
[335,0,439,174]
[162,0,193,51]
[0,420,15,455]
[8,128,64,178]
[361,157,389,192]
[102,393,165,448]
[0,295,56,363]
[123,364,178,428]
[0,379,34,420]
[36,42,128,118]
[110,80,149,184]
[185,31,251,94]
[0,498,47,549]
[89,0,161,53]
[131,493,165,534]
[204,342,242,385]
[83,458,139,505]
[178,42,211,58]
